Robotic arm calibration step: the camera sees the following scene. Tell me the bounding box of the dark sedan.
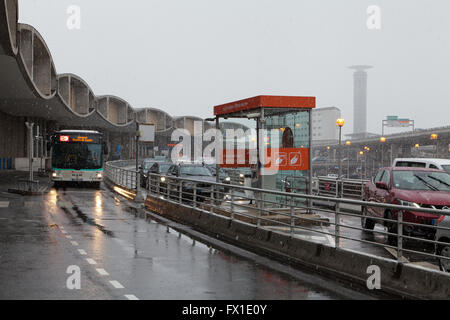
[165,163,223,203]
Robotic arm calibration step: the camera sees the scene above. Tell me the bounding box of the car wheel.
[439,244,450,272]
[361,205,375,231]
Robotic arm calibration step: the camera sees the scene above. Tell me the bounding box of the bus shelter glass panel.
[264,110,311,207]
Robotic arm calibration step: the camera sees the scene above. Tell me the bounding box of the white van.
[392,158,450,174]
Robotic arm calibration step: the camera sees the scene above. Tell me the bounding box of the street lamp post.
[345,140,351,178]
[336,119,345,180]
[359,151,364,179]
[326,146,330,175]
[431,134,438,158]
[379,137,386,168]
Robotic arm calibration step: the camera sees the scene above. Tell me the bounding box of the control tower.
[348,65,372,136]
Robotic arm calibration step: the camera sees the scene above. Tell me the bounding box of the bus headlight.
[52,172,58,178]
[96,173,103,179]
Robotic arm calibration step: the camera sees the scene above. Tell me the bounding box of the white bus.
[50,130,108,187]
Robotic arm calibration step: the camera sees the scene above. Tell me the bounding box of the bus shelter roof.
[214,95,315,118]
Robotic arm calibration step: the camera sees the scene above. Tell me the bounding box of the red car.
[361,167,449,240]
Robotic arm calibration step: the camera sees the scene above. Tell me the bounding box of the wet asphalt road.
[0,182,371,300]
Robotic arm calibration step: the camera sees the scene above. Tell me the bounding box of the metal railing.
[314,177,370,199]
[105,162,138,190]
[105,161,450,272]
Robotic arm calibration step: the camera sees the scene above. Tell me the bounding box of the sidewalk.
[0,171,51,197]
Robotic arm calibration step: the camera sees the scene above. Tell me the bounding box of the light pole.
[359,151,364,179]
[364,147,370,178]
[326,146,330,175]
[431,134,438,158]
[379,137,386,168]
[345,140,351,178]
[336,118,345,180]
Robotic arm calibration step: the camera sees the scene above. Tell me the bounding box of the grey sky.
[19,0,450,135]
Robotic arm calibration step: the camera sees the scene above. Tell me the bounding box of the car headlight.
[239,174,244,178]
[225,177,231,182]
[397,199,421,208]
[160,177,166,182]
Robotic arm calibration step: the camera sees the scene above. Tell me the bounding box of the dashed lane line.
[86,258,97,265]
[77,249,87,255]
[70,241,79,246]
[124,294,139,300]
[0,201,9,208]
[96,268,109,276]
[66,235,72,239]
[109,280,124,289]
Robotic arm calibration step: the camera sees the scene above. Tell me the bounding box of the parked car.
[393,158,450,174]
[139,158,167,187]
[361,167,448,242]
[146,162,172,192]
[205,164,231,192]
[165,163,223,203]
[435,214,450,272]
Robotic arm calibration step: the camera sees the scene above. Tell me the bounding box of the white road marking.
[77,249,87,255]
[70,241,79,246]
[60,226,64,229]
[96,268,109,276]
[109,280,124,289]
[61,230,67,234]
[65,235,72,239]
[0,202,9,208]
[86,258,97,265]
[124,294,139,300]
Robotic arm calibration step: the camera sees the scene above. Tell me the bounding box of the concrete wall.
[144,194,450,299]
[0,110,25,158]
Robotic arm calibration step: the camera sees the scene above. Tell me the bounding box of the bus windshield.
[52,143,103,170]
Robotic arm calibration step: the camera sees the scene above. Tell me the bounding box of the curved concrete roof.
[0,1,210,134]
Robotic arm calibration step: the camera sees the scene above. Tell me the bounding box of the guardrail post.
[290,195,295,237]
[178,180,182,203]
[230,187,234,220]
[210,185,214,214]
[397,210,403,261]
[193,184,197,208]
[335,201,340,248]
[257,192,263,227]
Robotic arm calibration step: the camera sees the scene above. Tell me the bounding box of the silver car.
[436,212,450,272]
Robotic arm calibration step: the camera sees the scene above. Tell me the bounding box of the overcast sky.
[19,0,450,135]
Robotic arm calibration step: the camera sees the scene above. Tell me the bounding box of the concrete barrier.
[142,193,450,299]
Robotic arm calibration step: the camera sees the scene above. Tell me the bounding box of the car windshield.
[392,170,450,191]
[159,164,172,173]
[180,166,212,176]
[143,161,155,169]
